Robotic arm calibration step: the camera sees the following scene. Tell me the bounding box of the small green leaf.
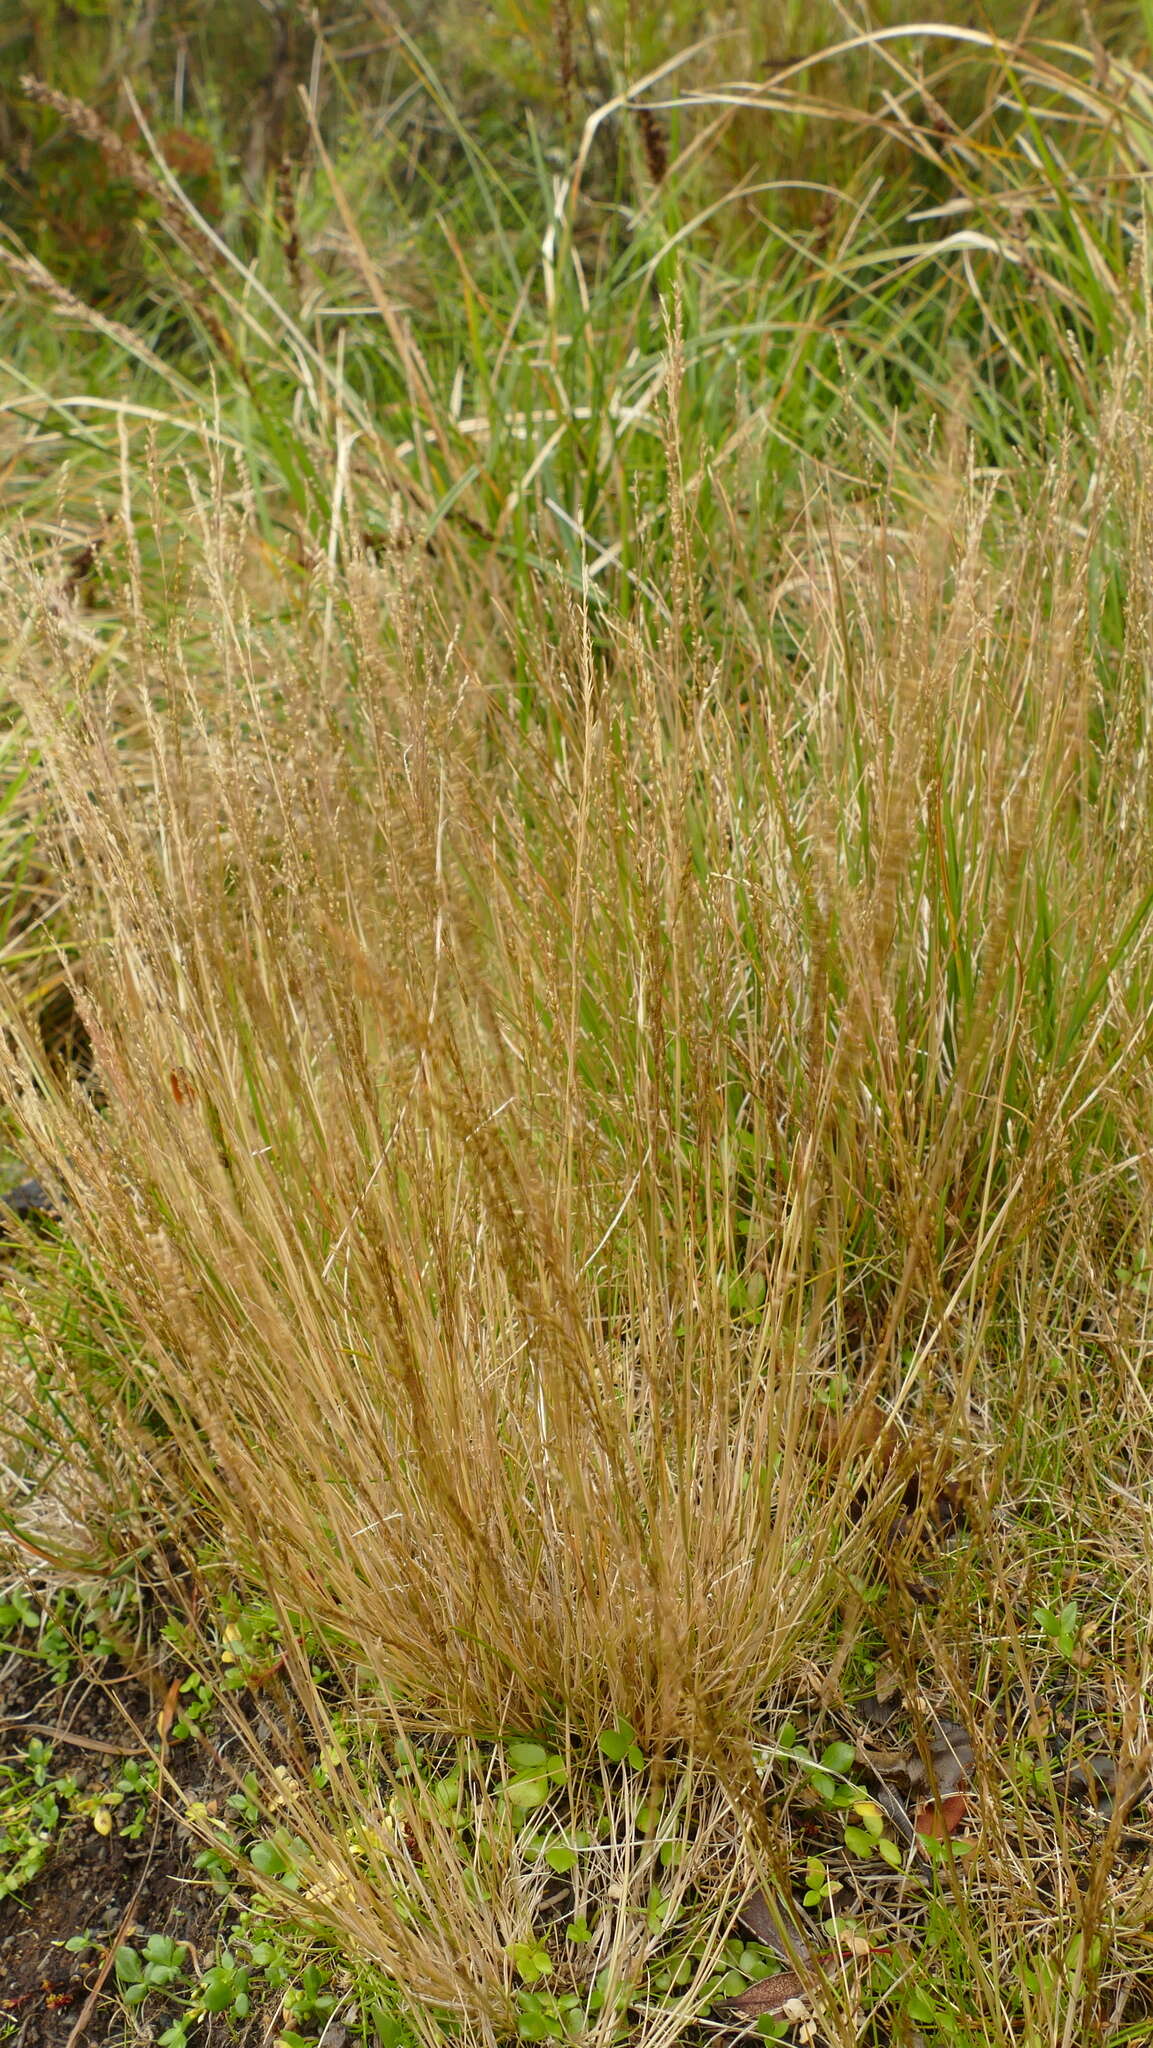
[852,1801,885,1838]
[843,1826,875,1858]
[567,1919,591,1944]
[877,1835,903,1869]
[646,1885,668,1932]
[200,1963,250,2013]
[144,1935,184,1964]
[545,1843,577,1874]
[820,1741,856,1776]
[506,1777,550,1808]
[512,1941,553,1984]
[250,1838,288,1877]
[598,1718,638,1764]
[508,1742,549,1769]
[114,1946,144,1985]
[372,2021,413,2048]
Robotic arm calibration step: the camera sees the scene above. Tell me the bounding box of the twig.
[0,1716,151,1757]
[64,1873,149,2048]
[64,1689,177,2047]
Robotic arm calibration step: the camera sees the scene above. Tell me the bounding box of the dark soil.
[0,1646,236,2046]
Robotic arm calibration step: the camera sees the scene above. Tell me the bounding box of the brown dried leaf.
[737,1889,811,1957]
[874,1663,903,1707]
[727,1970,808,2019]
[869,1780,916,1842]
[914,1790,970,1841]
[816,1400,893,1467]
[855,1663,904,1727]
[723,1940,878,2025]
[863,1744,914,1777]
[156,1674,183,1745]
[737,1888,780,1947]
[906,1715,973,1797]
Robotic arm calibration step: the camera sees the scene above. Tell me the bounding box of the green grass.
[4,6,1153,2047]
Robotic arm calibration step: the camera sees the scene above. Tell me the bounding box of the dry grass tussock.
[5,330,1153,2035]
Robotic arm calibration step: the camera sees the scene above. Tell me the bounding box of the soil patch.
[0,1647,237,2045]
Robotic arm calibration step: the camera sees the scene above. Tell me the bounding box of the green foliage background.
[6,1,1151,307]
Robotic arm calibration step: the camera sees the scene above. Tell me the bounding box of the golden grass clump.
[4,329,1153,1714]
[0,495,866,1755]
[5,313,1153,2040]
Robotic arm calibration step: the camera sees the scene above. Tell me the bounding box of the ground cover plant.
[4,3,1153,2045]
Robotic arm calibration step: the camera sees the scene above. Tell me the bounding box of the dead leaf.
[1116,1747,1153,1822]
[839,1933,875,1959]
[727,1970,808,2019]
[874,1663,902,1705]
[817,1400,894,1467]
[914,1791,970,1841]
[724,1941,880,2023]
[861,1743,914,1776]
[1062,1746,1153,1824]
[1062,1754,1117,1815]
[724,1940,878,2026]
[869,1780,916,1843]
[737,1889,812,1958]
[906,1714,973,1797]
[856,1664,904,1726]
[156,1674,183,1744]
